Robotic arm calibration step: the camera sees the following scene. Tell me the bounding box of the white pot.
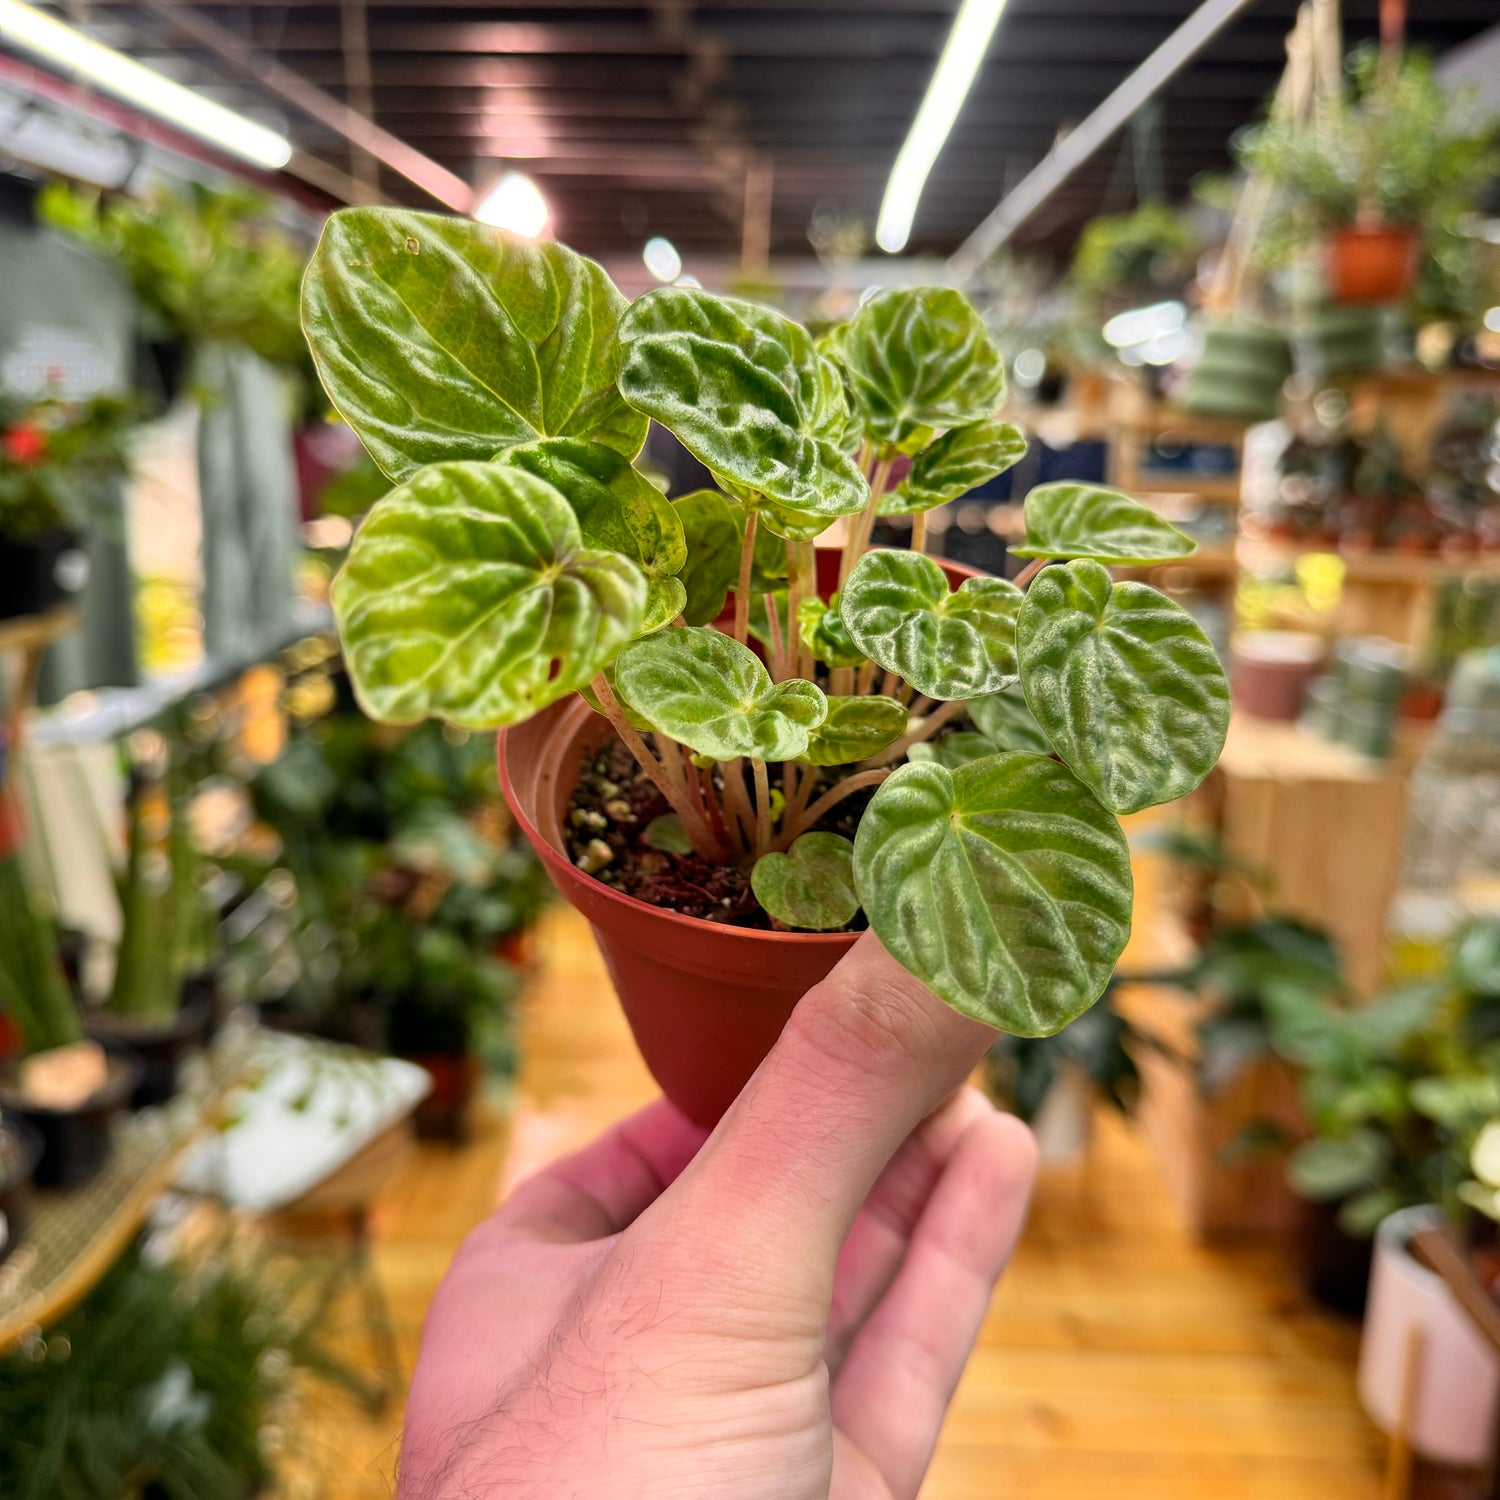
[1357,1205,1500,1466]
[1030,1062,1096,1165]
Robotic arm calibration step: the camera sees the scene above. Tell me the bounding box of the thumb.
[665,931,995,1272]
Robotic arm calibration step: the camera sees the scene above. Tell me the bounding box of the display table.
[0,1030,250,1349]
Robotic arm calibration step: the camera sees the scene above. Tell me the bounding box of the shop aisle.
[301,899,1383,1500]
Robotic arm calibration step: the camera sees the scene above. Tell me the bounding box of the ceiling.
[38,0,1500,265]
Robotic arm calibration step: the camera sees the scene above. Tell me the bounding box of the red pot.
[1324,223,1419,305]
[499,545,980,1126]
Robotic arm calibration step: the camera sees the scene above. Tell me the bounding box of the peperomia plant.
[303,207,1230,1037]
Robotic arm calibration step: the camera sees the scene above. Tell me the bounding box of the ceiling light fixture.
[0,0,292,170]
[643,236,682,282]
[875,0,1008,254]
[474,171,549,237]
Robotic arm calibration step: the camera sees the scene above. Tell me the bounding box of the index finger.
[666,932,995,1275]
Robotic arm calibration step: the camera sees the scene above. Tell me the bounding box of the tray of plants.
[302,208,1231,1125]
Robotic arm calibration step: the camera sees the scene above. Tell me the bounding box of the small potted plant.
[1070,200,1200,310]
[88,768,218,1108]
[302,208,1231,1124]
[1237,46,1498,305]
[0,393,135,622]
[0,797,139,1186]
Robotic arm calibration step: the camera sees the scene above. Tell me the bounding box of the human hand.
[400,933,1037,1499]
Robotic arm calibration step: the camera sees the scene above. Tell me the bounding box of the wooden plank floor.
[288,899,1384,1499]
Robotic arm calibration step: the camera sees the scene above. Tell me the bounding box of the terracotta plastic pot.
[500,547,977,1126]
[1324,223,1419,306]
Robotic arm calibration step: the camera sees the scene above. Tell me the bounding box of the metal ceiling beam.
[949,0,1261,281]
[122,0,473,210]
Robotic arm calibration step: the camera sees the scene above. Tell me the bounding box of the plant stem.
[879,668,902,698]
[695,758,732,851]
[785,760,816,825]
[1014,557,1048,589]
[764,592,786,679]
[784,541,805,680]
[856,658,878,695]
[829,666,854,696]
[589,676,720,859]
[864,697,966,769]
[910,510,928,555]
[734,508,759,645]
[721,758,757,848]
[796,542,818,679]
[752,758,772,858]
[839,454,895,591]
[778,768,890,849]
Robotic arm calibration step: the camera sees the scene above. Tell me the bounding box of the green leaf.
[1287,1130,1389,1203]
[814,323,864,454]
[967,687,1051,754]
[643,813,693,855]
[1011,482,1196,565]
[499,438,685,632]
[882,419,1027,515]
[800,695,907,766]
[613,626,826,761]
[332,462,646,729]
[841,550,1022,700]
[1018,561,1230,814]
[751,833,859,931]
[302,208,645,481]
[616,287,868,518]
[672,489,741,626]
[797,594,865,669]
[908,731,999,769]
[840,287,1007,452]
[854,754,1132,1034]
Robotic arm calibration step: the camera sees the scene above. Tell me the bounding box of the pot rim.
[0,1048,143,1119]
[498,710,853,948]
[499,545,987,949]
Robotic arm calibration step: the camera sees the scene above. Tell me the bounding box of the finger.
[498,1097,709,1242]
[669,932,994,1275]
[826,1085,995,1371]
[831,1111,1036,1500]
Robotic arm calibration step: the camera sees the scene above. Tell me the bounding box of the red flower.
[3,422,48,465]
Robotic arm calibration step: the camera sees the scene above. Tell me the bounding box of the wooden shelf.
[1239,540,1500,584]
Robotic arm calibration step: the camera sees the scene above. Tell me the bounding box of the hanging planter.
[1324,222,1421,305]
[1180,319,1293,423]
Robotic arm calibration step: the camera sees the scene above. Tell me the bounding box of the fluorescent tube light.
[875,0,1007,254]
[474,171,549,237]
[0,0,292,170]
